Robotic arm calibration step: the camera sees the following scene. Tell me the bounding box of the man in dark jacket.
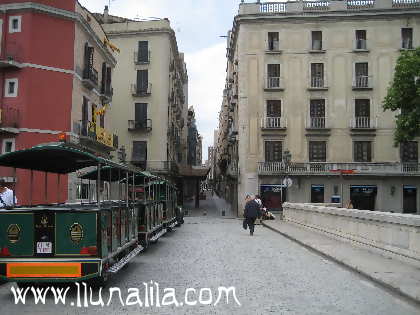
[244,195,260,236]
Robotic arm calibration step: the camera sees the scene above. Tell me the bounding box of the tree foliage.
[383,47,420,145]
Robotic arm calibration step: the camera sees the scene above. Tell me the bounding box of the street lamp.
[281,149,292,208]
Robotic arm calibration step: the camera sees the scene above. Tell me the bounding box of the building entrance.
[350,185,377,210]
[403,186,417,214]
[311,185,324,203]
[260,185,286,211]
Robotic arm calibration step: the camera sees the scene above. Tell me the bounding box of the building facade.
[217,0,420,215]
[0,0,118,205]
[94,8,188,184]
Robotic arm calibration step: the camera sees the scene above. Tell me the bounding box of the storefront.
[350,185,377,211]
[260,184,286,211]
[403,185,417,214]
[311,184,324,203]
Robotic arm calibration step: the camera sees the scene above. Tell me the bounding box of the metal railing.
[347,0,375,9]
[134,51,151,64]
[75,120,118,149]
[307,117,327,129]
[260,2,286,13]
[0,106,19,128]
[258,162,420,175]
[82,67,98,87]
[355,39,367,50]
[303,1,330,11]
[128,119,152,131]
[310,76,325,88]
[350,117,377,129]
[131,83,152,96]
[266,76,282,89]
[267,40,280,51]
[262,117,287,129]
[353,75,372,88]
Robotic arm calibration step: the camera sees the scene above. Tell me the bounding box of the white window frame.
[9,16,21,33]
[2,138,15,154]
[4,78,18,97]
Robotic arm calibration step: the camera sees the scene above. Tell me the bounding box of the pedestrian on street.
[0,179,17,209]
[244,195,261,236]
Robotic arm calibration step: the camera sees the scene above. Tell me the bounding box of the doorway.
[311,185,324,203]
[350,185,377,210]
[403,186,417,214]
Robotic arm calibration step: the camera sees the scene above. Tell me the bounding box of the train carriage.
[0,143,142,285]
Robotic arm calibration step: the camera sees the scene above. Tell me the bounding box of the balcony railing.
[262,117,287,129]
[267,40,280,51]
[260,2,286,13]
[393,0,420,8]
[303,1,330,11]
[265,77,283,89]
[0,106,19,128]
[350,117,377,129]
[347,0,375,9]
[306,117,328,129]
[355,39,367,50]
[75,120,118,149]
[353,75,372,89]
[310,76,326,88]
[258,162,420,175]
[82,67,98,89]
[134,51,151,64]
[128,119,152,131]
[131,83,152,96]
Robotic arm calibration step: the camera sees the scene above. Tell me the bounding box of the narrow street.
[0,194,418,315]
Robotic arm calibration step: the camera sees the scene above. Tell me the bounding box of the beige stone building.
[217,0,420,215]
[94,8,188,182]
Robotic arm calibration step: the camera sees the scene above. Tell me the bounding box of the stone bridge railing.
[282,203,420,267]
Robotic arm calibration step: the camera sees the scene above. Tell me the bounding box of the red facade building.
[0,0,117,205]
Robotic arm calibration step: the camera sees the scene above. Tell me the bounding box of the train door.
[350,185,377,210]
[403,186,417,214]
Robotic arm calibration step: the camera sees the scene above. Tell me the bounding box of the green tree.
[383,47,420,146]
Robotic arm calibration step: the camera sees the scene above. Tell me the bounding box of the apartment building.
[217,0,420,215]
[94,8,188,185]
[0,0,118,204]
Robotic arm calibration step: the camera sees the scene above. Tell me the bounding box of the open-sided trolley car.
[0,142,182,285]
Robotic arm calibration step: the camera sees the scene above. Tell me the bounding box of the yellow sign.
[104,37,120,53]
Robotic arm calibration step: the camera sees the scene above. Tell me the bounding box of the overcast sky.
[78,0,248,162]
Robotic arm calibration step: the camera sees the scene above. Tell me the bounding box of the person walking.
[244,195,260,236]
[0,179,17,209]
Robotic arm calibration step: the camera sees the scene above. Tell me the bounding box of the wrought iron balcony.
[75,120,118,150]
[128,119,152,132]
[352,75,372,89]
[258,162,420,176]
[262,117,287,129]
[265,76,284,90]
[0,106,19,129]
[306,117,329,129]
[134,51,151,64]
[131,83,152,96]
[350,117,377,129]
[309,77,327,89]
[82,67,98,89]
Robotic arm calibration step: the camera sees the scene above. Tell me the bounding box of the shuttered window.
[265,141,282,162]
[309,141,326,162]
[138,41,149,63]
[132,141,147,162]
[354,141,372,162]
[135,103,148,125]
[137,70,148,93]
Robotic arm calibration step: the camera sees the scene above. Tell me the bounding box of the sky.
[78,0,248,162]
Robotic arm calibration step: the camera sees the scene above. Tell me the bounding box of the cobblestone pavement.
[0,200,419,314]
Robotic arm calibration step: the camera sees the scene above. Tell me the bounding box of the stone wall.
[283,203,420,267]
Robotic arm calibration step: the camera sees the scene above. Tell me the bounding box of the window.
[76,183,90,200]
[132,141,147,164]
[309,141,326,162]
[310,63,324,88]
[265,141,282,162]
[402,28,413,49]
[4,78,18,97]
[311,31,322,50]
[135,103,148,127]
[354,62,369,88]
[354,141,372,162]
[2,138,15,154]
[267,32,279,51]
[267,64,280,88]
[266,100,281,117]
[355,30,367,50]
[311,185,324,203]
[355,99,370,128]
[136,70,149,93]
[401,141,418,163]
[310,100,325,128]
[9,16,21,33]
[137,41,149,63]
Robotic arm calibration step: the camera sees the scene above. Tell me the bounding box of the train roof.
[80,165,134,181]
[0,143,116,174]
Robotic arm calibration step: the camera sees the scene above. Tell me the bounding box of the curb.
[262,221,420,306]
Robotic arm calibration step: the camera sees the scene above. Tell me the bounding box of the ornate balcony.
[306,117,329,129]
[350,117,377,129]
[352,75,373,90]
[262,117,287,129]
[134,51,151,64]
[265,77,284,90]
[309,77,328,90]
[258,162,420,176]
[74,120,118,151]
[82,67,98,89]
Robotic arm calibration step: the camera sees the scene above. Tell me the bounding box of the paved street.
[0,196,419,314]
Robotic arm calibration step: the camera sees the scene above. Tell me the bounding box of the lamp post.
[281,149,292,208]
